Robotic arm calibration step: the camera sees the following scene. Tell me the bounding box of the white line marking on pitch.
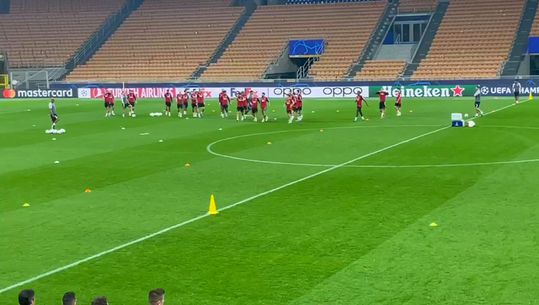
[207,102,533,169]
[207,126,539,169]
[0,101,523,294]
[206,125,443,166]
[0,126,447,294]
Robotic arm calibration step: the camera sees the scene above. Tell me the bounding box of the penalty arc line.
[0,100,523,294]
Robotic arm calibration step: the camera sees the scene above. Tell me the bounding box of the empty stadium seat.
[398,0,437,13]
[355,60,407,81]
[286,0,378,4]
[202,1,386,82]
[531,8,539,36]
[0,0,126,68]
[66,0,240,82]
[412,0,525,80]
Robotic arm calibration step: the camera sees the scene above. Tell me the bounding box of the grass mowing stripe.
[0,126,448,294]
[0,100,520,295]
[288,146,539,305]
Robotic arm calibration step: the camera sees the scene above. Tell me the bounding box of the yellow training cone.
[429,222,438,227]
[529,91,534,101]
[22,203,30,208]
[84,188,92,193]
[209,194,219,215]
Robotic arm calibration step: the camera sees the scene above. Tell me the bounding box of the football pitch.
[1,97,539,305]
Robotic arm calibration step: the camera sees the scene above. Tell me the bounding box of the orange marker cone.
[208,194,219,215]
[84,188,92,193]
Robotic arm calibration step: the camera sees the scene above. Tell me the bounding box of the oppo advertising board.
[77,86,370,99]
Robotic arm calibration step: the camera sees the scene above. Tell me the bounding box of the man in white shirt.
[48,98,59,129]
[474,85,484,117]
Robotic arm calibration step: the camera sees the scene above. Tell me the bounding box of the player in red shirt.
[181,91,189,116]
[285,93,296,124]
[236,91,247,121]
[110,90,117,117]
[251,95,260,122]
[260,92,270,122]
[190,90,198,118]
[294,89,303,121]
[376,90,389,119]
[176,90,186,118]
[218,89,230,118]
[197,90,205,118]
[127,90,137,117]
[176,92,183,118]
[395,89,402,117]
[164,89,173,117]
[103,90,114,118]
[354,91,368,122]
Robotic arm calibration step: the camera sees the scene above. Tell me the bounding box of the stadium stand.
[354,60,407,80]
[66,0,242,82]
[397,0,437,13]
[202,1,386,81]
[412,0,525,80]
[531,11,539,36]
[9,0,121,12]
[286,0,379,4]
[0,0,125,68]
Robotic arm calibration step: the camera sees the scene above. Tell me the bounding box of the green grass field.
[1,97,539,305]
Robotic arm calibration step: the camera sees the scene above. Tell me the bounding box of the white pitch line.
[206,125,443,166]
[0,100,523,294]
[346,158,539,168]
[207,147,539,168]
[0,126,448,294]
[207,101,531,169]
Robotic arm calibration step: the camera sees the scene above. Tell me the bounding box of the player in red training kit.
[219,89,230,118]
[176,90,186,118]
[127,90,137,117]
[260,92,270,122]
[176,91,182,117]
[236,91,248,121]
[294,89,303,122]
[164,89,173,117]
[354,91,368,122]
[251,95,260,122]
[181,90,189,116]
[395,89,402,117]
[104,90,114,118]
[376,89,389,119]
[197,90,205,118]
[285,93,296,124]
[190,90,198,118]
